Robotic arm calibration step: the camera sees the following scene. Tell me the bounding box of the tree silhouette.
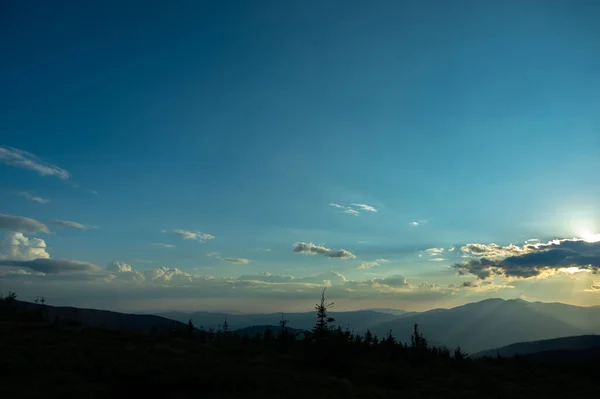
[40,297,45,305]
[312,288,335,342]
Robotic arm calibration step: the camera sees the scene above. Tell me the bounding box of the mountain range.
[156,298,600,353]
[7,297,600,354]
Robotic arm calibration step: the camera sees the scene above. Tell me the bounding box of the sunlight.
[580,230,600,243]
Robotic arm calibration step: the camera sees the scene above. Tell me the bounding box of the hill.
[9,300,186,333]
[473,335,600,358]
[370,298,592,353]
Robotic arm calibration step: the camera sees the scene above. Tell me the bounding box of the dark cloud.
[0,258,101,274]
[292,242,356,259]
[0,214,50,233]
[453,239,600,279]
[460,281,479,288]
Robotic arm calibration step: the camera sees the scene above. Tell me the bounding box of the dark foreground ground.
[2,317,600,399]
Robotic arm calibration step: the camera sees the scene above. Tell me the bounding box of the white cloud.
[350,203,377,212]
[448,247,456,252]
[357,261,380,270]
[425,248,445,255]
[0,146,70,179]
[410,220,427,227]
[15,191,49,204]
[292,242,356,259]
[173,229,215,242]
[0,213,50,233]
[429,258,447,262]
[49,220,91,230]
[329,202,377,216]
[223,258,250,265]
[376,258,390,263]
[206,252,220,257]
[107,261,133,273]
[152,243,174,248]
[410,221,420,226]
[0,232,50,260]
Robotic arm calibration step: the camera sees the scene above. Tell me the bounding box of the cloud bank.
[0,214,50,234]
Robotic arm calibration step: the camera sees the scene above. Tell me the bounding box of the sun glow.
[579,230,600,243]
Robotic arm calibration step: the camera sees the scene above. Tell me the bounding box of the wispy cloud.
[173,229,215,242]
[350,203,377,212]
[206,252,220,258]
[429,258,447,262]
[0,214,50,233]
[152,243,174,248]
[48,220,92,230]
[409,220,428,227]
[15,191,49,204]
[329,202,378,216]
[223,258,250,265]
[376,258,390,263]
[357,261,380,270]
[292,242,356,259]
[0,146,69,179]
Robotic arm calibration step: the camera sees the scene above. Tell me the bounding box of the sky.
[1,0,600,313]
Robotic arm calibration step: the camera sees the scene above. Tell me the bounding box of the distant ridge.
[473,335,600,358]
[9,300,186,333]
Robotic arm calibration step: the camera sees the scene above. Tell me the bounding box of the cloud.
[376,258,390,263]
[152,243,174,248]
[453,238,600,280]
[173,229,215,242]
[371,274,411,288]
[350,203,377,212]
[0,146,69,179]
[0,258,100,274]
[238,272,294,283]
[0,214,50,233]
[329,202,377,216]
[429,258,447,262]
[293,242,356,259]
[357,261,380,270]
[206,252,220,257]
[460,243,528,259]
[0,232,50,260]
[425,248,444,255]
[448,247,456,252]
[460,281,478,288]
[409,220,427,227]
[222,258,250,265]
[15,191,49,204]
[48,220,91,230]
[107,261,133,273]
[143,266,193,284]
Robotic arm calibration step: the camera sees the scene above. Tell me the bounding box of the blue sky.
[1,1,600,312]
